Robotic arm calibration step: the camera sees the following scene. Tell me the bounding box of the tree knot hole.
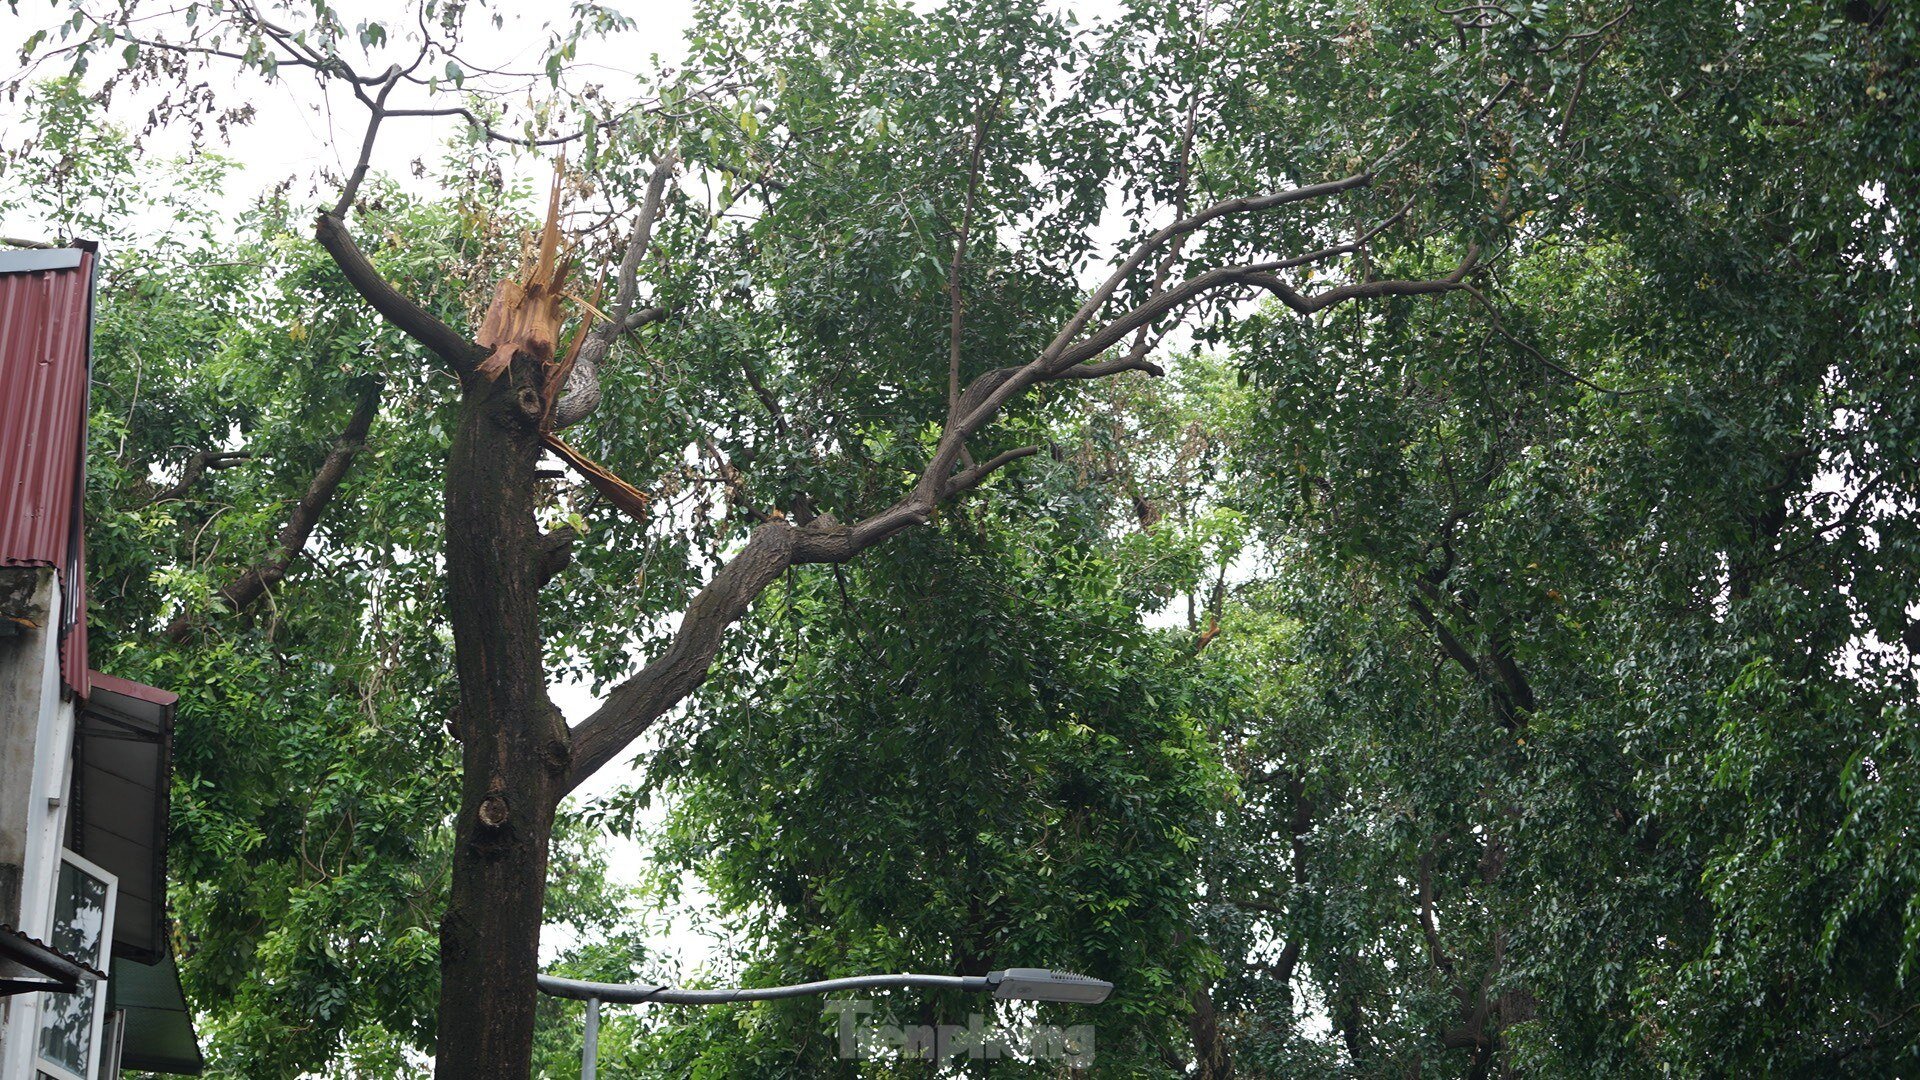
[517,385,545,422]
[477,792,511,830]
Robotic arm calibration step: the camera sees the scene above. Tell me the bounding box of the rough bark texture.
[434,354,571,1080]
[1188,983,1236,1080]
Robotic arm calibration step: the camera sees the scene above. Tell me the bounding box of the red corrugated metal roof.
[0,245,96,700]
[88,671,180,709]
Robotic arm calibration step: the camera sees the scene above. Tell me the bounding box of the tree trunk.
[1187,982,1235,1080]
[435,360,572,1079]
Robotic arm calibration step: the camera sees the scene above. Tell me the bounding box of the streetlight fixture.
[537,967,1113,1079]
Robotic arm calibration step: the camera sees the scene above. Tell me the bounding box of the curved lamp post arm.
[537,971,993,1005]
[538,966,1111,1080]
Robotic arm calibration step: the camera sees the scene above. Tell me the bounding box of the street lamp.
[537,967,1113,1079]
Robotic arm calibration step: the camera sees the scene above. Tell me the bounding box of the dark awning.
[0,923,103,995]
[110,953,205,1074]
[72,672,176,963]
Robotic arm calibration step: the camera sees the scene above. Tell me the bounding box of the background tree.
[1184,2,1920,1075]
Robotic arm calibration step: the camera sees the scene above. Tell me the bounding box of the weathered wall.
[0,565,55,930]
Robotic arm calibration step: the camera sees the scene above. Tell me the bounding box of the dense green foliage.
[622,501,1233,1073]
[1199,4,1920,1075]
[4,0,1916,1075]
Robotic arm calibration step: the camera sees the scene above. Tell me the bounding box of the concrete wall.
[0,568,79,1078]
[0,566,57,930]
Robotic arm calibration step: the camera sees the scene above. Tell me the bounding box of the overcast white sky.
[1,0,703,236]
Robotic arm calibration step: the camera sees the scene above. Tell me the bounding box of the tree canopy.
[2,0,1914,1075]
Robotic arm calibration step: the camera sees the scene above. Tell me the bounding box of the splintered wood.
[481,159,652,527]
[540,433,652,523]
[475,167,573,381]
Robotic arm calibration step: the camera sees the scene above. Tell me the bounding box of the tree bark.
[1188,982,1235,1080]
[434,355,572,1080]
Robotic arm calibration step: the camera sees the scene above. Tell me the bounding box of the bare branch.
[946,210,1442,451]
[606,157,679,331]
[950,445,1040,495]
[139,450,253,507]
[1558,4,1635,144]
[1052,355,1166,381]
[331,67,404,219]
[555,155,678,428]
[564,168,1493,793]
[1043,171,1375,366]
[622,305,668,333]
[164,380,383,642]
[1236,238,1479,317]
[567,521,802,781]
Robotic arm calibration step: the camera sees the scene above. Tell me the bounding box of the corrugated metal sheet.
[0,246,96,700]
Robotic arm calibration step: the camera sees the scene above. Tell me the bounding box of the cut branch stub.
[477,793,511,830]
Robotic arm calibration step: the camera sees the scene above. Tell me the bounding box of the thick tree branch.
[1407,588,1529,730]
[165,380,383,642]
[1042,171,1376,363]
[1056,354,1166,380]
[1417,850,1455,975]
[536,527,578,587]
[567,522,802,781]
[950,445,1040,494]
[555,155,678,428]
[954,231,1468,452]
[567,439,1036,784]
[565,168,1493,793]
[314,213,489,372]
[139,450,253,507]
[1239,244,1478,316]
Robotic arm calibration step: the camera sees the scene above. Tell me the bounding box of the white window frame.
[33,848,118,1080]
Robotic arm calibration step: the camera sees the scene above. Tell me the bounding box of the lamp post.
[537,967,1113,1079]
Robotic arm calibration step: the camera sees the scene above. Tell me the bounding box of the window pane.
[46,861,110,967]
[36,986,94,1075]
[37,859,111,1076]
